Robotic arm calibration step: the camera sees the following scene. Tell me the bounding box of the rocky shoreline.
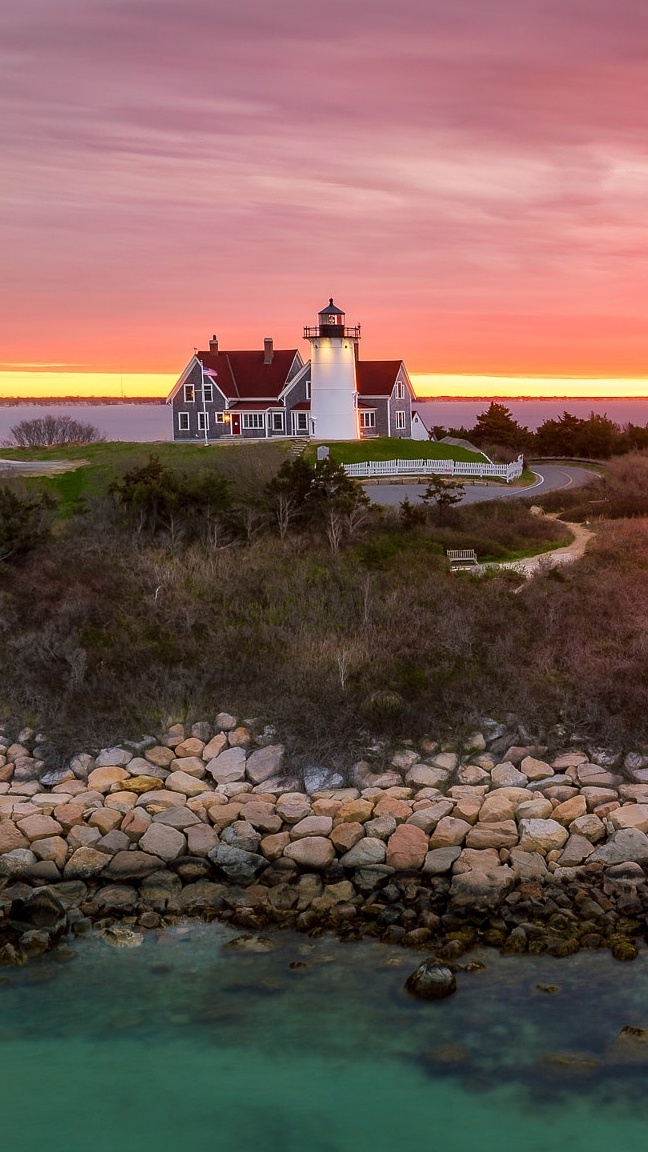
[2,716,648,968]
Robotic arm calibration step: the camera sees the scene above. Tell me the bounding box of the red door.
[231,413,241,435]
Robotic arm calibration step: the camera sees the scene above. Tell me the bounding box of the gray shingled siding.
[388,374,412,437]
[171,362,231,442]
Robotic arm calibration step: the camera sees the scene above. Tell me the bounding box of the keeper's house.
[167,299,415,442]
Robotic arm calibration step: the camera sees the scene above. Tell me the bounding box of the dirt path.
[0,458,89,476]
[488,512,594,578]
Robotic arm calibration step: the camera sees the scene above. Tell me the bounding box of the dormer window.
[395,381,405,400]
[184,384,195,403]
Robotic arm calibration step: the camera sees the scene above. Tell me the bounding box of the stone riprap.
[1,720,648,964]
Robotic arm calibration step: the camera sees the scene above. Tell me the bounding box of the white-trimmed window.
[272,412,284,432]
[296,412,308,432]
[395,410,406,430]
[184,384,195,403]
[216,412,225,424]
[242,413,265,430]
[198,412,209,431]
[395,380,405,400]
[203,383,213,403]
[359,410,376,429]
[178,412,190,431]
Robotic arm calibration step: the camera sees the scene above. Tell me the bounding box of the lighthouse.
[304,298,360,440]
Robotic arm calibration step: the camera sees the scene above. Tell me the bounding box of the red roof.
[196,349,300,401]
[356,360,404,397]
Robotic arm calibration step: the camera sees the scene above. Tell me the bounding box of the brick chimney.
[209,334,219,353]
[264,337,274,364]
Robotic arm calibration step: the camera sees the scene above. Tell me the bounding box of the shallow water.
[2,925,648,1152]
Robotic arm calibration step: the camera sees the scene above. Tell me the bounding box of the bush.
[9,415,105,447]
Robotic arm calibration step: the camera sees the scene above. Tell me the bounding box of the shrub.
[9,415,104,447]
[0,484,55,563]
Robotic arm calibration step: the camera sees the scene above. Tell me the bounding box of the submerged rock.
[405,960,456,1001]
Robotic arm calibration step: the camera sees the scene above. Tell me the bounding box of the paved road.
[366,463,598,507]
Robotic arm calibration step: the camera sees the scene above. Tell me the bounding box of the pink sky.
[3,0,648,388]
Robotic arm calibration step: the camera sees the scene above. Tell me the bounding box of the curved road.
[366,463,598,507]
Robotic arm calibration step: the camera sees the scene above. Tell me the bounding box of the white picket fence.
[344,454,524,483]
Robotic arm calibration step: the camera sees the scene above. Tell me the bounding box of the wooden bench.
[446,548,478,568]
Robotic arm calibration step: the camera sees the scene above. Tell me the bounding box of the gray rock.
[0,847,37,870]
[208,844,268,882]
[215,713,237,731]
[139,823,187,861]
[95,830,131,855]
[589,828,648,865]
[338,837,386,868]
[491,763,528,789]
[152,807,201,829]
[63,847,109,880]
[95,747,133,768]
[204,747,247,784]
[245,745,285,785]
[423,846,461,874]
[558,834,595,867]
[221,820,262,853]
[303,766,345,795]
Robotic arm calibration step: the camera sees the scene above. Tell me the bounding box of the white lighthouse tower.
[304,298,360,440]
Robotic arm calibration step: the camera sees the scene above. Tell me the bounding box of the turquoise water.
[2,925,648,1151]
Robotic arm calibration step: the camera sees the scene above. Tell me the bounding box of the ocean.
[3,923,648,1152]
[2,399,648,445]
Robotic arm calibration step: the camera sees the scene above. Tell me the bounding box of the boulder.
[94,747,133,768]
[221,820,262,853]
[386,824,429,870]
[465,820,519,850]
[63,847,109,880]
[32,836,69,870]
[450,866,514,909]
[303,766,345,795]
[339,837,387,868]
[237,802,282,834]
[331,822,366,852]
[245,745,285,785]
[518,819,569,854]
[205,747,247,785]
[275,793,312,825]
[290,815,333,840]
[101,851,166,881]
[589,828,648,866]
[0,848,38,877]
[520,756,554,781]
[186,824,220,857]
[140,823,187,861]
[144,745,176,768]
[429,816,471,849]
[423,846,462,874]
[283,836,336,869]
[16,813,63,842]
[405,961,456,1000]
[208,843,268,881]
[491,762,528,789]
[405,765,450,790]
[87,766,130,794]
[558,834,595,867]
[551,795,587,824]
[169,756,206,779]
[609,805,648,834]
[570,814,606,843]
[164,771,209,798]
[0,821,28,854]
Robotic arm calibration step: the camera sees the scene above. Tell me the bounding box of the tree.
[0,485,55,562]
[10,415,104,447]
[266,454,369,537]
[421,476,465,524]
[110,455,231,542]
[470,403,530,453]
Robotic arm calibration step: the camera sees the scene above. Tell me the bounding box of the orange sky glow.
[4,2,648,397]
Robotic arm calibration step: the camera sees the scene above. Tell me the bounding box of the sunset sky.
[3,0,648,398]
